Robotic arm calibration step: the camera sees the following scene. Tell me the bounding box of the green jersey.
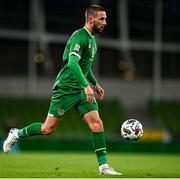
[53,27,97,92]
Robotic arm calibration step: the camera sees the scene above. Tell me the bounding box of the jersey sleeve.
[68,31,84,60]
[87,68,97,85]
[67,55,89,87]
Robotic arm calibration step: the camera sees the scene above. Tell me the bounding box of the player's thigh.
[75,90,99,117]
[48,92,80,118]
[82,110,104,132]
[75,91,103,131]
[82,110,100,123]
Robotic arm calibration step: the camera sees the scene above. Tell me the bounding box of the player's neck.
[84,24,94,35]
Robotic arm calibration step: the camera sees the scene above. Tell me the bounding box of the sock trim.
[25,127,29,136]
[94,147,106,152]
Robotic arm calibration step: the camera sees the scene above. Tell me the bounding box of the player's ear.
[88,15,94,24]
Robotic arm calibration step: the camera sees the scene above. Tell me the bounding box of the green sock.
[17,123,42,138]
[92,131,107,166]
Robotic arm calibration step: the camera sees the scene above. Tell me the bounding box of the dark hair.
[85,5,105,18]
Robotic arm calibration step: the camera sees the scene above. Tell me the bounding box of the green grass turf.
[0,152,180,178]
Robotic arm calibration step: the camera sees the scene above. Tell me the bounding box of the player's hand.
[93,83,104,100]
[84,85,95,103]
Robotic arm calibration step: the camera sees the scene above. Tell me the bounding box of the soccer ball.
[121,119,143,140]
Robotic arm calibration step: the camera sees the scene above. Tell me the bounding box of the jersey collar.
[83,27,94,38]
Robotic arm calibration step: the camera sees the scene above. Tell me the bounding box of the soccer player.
[3,5,122,175]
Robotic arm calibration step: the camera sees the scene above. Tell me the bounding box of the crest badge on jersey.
[73,44,80,51]
[58,108,65,116]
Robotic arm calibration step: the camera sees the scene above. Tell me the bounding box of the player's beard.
[92,23,102,34]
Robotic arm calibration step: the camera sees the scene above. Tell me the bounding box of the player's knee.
[90,120,103,132]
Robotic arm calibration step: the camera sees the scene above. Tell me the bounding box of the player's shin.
[17,122,43,138]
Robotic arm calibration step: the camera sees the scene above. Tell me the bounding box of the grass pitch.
[0,151,180,178]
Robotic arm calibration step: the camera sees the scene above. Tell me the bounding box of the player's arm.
[67,55,94,102]
[87,68,104,100]
[67,55,89,87]
[87,68,97,85]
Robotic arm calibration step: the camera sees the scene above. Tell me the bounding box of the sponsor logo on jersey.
[73,44,80,51]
